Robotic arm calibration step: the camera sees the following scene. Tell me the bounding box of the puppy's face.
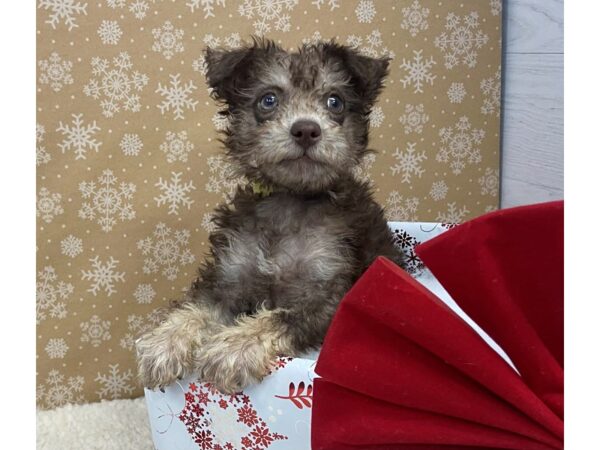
[205,39,389,193]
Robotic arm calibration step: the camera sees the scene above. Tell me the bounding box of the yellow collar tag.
[251,181,274,197]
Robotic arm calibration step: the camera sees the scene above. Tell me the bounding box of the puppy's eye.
[259,93,278,111]
[326,95,344,113]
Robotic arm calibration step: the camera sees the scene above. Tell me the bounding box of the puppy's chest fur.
[210,192,358,315]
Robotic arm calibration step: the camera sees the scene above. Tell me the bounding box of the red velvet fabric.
[311,201,564,450]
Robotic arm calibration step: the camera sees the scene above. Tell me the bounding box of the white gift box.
[144,222,512,450]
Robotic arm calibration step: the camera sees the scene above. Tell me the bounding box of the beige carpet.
[37,397,155,450]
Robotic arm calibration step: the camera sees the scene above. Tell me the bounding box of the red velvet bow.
[312,201,564,450]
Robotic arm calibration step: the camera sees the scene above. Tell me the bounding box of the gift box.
[144,221,470,450]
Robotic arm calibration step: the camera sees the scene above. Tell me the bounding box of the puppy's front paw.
[196,330,275,394]
[135,329,195,390]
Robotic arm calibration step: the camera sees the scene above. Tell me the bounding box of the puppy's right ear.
[204,47,252,103]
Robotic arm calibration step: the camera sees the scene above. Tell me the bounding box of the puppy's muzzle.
[291,120,322,150]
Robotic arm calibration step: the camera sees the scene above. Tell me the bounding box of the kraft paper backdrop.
[36,0,503,408]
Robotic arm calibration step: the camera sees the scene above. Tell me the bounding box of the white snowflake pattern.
[95,364,135,400]
[81,256,126,296]
[355,0,376,24]
[302,31,324,46]
[399,103,429,134]
[36,266,73,324]
[137,223,196,281]
[154,172,196,215]
[38,52,74,92]
[134,283,156,304]
[447,82,467,104]
[105,0,155,19]
[212,111,230,131]
[186,0,226,18]
[80,314,112,346]
[83,52,149,118]
[490,0,502,16]
[385,191,419,221]
[352,153,376,185]
[97,20,122,45]
[238,0,299,34]
[479,167,499,196]
[399,50,436,94]
[481,69,501,117]
[45,338,69,359]
[312,0,339,11]
[120,133,143,156]
[120,310,164,350]
[391,143,427,183]
[152,21,184,60]
[37,187,64,223]
[78,169,136,232]
[435,12,490,69]
[346,30,395,59]
[160,131,195,163]
[429,180,448,201]
[37,370,84,409]
[36,124,51,166]
[369,106,385,128]
[437,116,485,175]
[56,113,102,160]
[436,202,470,224]
[156,74,198,120]
[61,234,83,258]
[201,212,217,233]
[38,0,88,31]
[401,0,429,37]
[205,155,245,199]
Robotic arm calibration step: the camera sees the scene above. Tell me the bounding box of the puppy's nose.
[290,120,322,149]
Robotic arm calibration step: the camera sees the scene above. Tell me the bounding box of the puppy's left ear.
[204,47,252,103]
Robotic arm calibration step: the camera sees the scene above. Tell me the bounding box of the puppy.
[136,38,404,394]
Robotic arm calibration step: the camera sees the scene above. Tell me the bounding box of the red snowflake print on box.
[178,381,288,450]
[275,381,313,409]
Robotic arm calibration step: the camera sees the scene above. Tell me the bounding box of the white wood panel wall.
[501,0,564,207]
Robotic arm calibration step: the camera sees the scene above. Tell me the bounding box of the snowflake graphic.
[78,169,136,232]
[437,116,485,175]
[302,31,324,46]
[355,0,376,23]
[429,180,448,201]
[212,111,230,131]
[36,124,51,166]
[37,187,64,223]
[399,103,429,134]
[352,153,376,185]
[36,266,73,324]
[238,0,299,34]
[481,69,501,117]
[80,314,112,346]
[201,212,217,233]
[391,229,425,276]
[399,50,436,94]
[56,113,102,160]
[156,74,198,120]
[97,20,122,45]
[134,283,156,304]
[369,106,385,128]
[479,167,499,196]
[61,234,83,258]
[37,369,84,409]
[95,364,135,400]
[346,29,395,59]
[435,12,490,69]
[436,202,470,224]
[154,172,196,215]
[81,256,126,296]
[187,0,226,18]
[38,52,74,92]
[120,133,143,156]
[401,0,429,37]
[205,155,245,199]
[45,338,69,359]
[312,0,339,10]
[120,310,164,350]
[137,223,196,281]
[192,32,241,75]
[490,0,502,16]
[105,0,157,19]
[83,52,149,118]
[385,191,419,221]
[160,131,195,163]
[391,143,427,183]
[447,82,467,104]
[152,21,184,60]
[38,0,88,31]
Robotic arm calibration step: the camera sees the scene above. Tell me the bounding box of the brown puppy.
[136,38,404,394]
